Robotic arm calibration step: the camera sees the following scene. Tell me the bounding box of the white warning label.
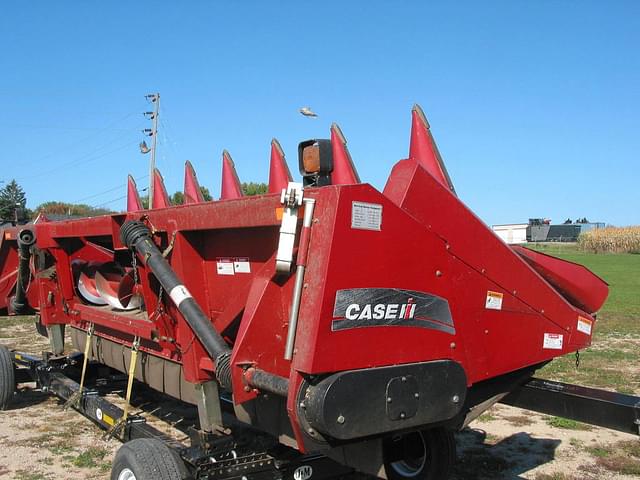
[351,201,382,231]
[485,291,503,310]
[216,258,235,275]
[234,258,251,273]
[577,316,592,335]
[169,285,193,306]
[543,333,563,350]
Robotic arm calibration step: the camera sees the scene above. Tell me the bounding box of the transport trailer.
[0,104,628,480]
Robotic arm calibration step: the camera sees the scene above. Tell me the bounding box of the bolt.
[484,329,489,334]
[446,244,451,250]
[513,290,517,295]
[436,270,442,277]
[541,309,545,314]
[414,392,420,398]
[452,395,460,404]
[387,397,393,403]
[481,268,486,274]
[303,283,308,289]
[307,428,315,435]
[450,342,456,349]
[401,376,407,382]
[244,386,251,392]
[299,402,306,409]
[400,412,406,419]
[337,415,345,424]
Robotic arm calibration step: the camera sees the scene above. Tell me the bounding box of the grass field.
[525,243,640,393]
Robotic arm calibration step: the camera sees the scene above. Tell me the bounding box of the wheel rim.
[389,431,428,478]
[118,468,137,480]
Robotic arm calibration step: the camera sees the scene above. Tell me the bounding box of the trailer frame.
[8,348,354,480]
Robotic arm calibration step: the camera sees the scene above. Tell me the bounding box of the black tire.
[384,427,456,480]
[0,345,15,410]
[111,438,190,480]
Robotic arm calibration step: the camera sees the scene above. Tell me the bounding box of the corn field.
[578,226,640,254]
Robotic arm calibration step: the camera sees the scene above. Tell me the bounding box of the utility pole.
[143,93,160,209]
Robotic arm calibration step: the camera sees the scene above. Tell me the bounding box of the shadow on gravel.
[453,428,561,479]
[6,386,49,410]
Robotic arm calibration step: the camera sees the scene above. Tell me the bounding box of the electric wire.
[15,111,139,176]
[21,139,139,181]
[93,186,148,209]
[71,175,149,204]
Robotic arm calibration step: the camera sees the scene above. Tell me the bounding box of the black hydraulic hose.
[11,228,36,314]
[120,221,232,390]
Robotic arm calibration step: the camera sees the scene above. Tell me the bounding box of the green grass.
[71,447,109,468]
[525,243,640,323]
[545,416,591,431]
[13,471,51,480]
[582,440,640,475]
[526,243,640,393]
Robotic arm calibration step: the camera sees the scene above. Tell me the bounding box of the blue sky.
[0,1,638,226]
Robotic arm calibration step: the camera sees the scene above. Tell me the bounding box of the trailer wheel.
[0,345,15,410]
[111,438,190,480]
[383,428,456,480]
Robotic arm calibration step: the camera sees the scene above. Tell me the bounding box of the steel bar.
[501,377,640,435]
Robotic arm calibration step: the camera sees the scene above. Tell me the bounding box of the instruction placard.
[351,201,382,231]
[543,333,563,350]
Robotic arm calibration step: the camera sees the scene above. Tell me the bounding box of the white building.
[492,223,528,244]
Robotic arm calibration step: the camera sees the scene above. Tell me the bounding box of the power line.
[93,186,148,209]
[15,111,139,174]
[19,139,139,181]
[93,194,127,208]
[0,123,134,132]
[71,175,149,204]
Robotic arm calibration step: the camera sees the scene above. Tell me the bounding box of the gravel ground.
[0,319,638,480]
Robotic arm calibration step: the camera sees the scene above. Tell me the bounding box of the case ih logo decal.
[332,288,454,334]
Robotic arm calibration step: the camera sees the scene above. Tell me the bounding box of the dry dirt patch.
[1,318,639,479]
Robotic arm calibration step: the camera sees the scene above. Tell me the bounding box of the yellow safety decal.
[14,354,22,361]
[102,414,115,426]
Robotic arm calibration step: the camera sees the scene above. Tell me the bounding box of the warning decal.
[234,258,251,273]
[216,258,235,275]
[543,333,563,350]
[577,316,593,335]
[485,291,503,310]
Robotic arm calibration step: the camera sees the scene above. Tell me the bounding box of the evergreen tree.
[0,179,27,221]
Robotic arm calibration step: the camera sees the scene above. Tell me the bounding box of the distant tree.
[172,191,185,205]
[0,179,28,221]
[564,218,573,224]
[577,217,589,224]
[171,186,212,206]
[35,201,113,218]
[200,186,212,201]
[241,182,268,196]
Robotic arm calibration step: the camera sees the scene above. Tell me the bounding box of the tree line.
[0,179,268,225]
